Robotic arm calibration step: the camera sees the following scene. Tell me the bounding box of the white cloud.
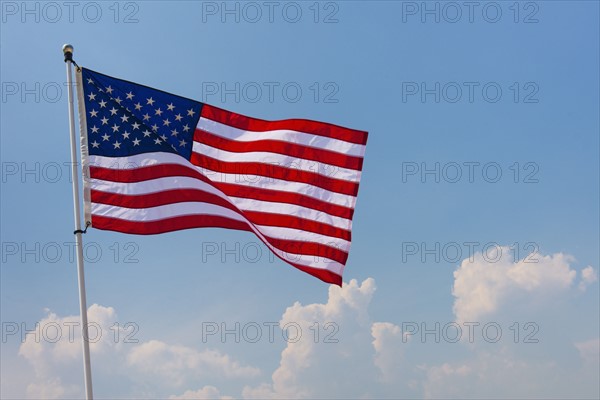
[421,350,569,399]
[242,278,385,399]
[371,322,405,383]
[127,340,260,387]
[452,247,578,322]
[24,378,79,400]
[578,266,598,291]
[169,385,233,399]
[17,305,260,399]
[422,248,599,398]
[575,337,600,364]
[11,259,599,400]
[18,303,124,393]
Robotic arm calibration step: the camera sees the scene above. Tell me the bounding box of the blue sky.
[1,1,599,398]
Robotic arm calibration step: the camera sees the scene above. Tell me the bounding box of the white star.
[101,117,109,125]
[132,138,141,146]
[160,134,168,141]
[113,141,121,149]
[179,139,187,147]
[167,103,175,111]
[146,97,155,106]
[142,113,151,121]
[122,131,130,139]
[105,86,114,94]
[175,113,183,121]
[98,100,107,108]
[90,125,99,134]
[151,124,159,132]
[120,114,129,123]
[111,124,120,132]
[182,124,190,132]
[87,78,94,84]
[88,92,96,101]
[101,133,110,141]
[155,108,163,116]
[109,107,118,116]
[171,129,179,137]
[134,102,142,110]
[131,122,140,130]
[143,130,152,137]
[89,109,98,117]
[163,118,171,126]
[187,108,195,117]
[154,138,162,145]
[126,92,135,100]
[91,141,100,148]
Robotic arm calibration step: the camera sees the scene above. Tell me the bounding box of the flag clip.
[74,221,91,235]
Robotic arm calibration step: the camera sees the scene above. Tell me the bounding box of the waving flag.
[75,68,367,285]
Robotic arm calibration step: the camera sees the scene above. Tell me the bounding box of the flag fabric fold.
[75,67,368,285]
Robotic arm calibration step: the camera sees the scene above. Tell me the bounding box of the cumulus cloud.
[421,248,599,398]
[24,378,79,400]
[127,340,260,387]
[452,247,578,322]
[242,278,392,399]
[578,266,598,291]
[575,337,600,364]
[19,304,118,363]
[17,304,260,399]
[19,304,125,388]
[11,257,599,399]
[420,350,578,399]
[371,322,405,383]
[169,385,233,399]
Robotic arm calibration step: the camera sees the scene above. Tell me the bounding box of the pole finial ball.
[63,44,74,55]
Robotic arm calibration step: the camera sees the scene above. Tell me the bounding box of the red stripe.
[201,104,368,146]
[190,152,358,196]
[91,214,342,285]
[194,129,364,171]
[92,214,251,235]
[263,237,348,265]
[92,189,350,241]
[90,183,349,264]
[243,211,351,241]
[292,265,342,286]
[89,163,355,219]
[92,205,347,264]
[90,164,211,184]
[91,188,239,213]
[213,182,355,220]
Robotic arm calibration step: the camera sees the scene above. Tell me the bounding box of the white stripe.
[192,141,361,183]
[228,196,352,231]
[194,156,356,209]
[89,153,357,209]
[91,201,243,222]
[89,153,187,170]
[91,176,350,248]
[90,175,224,197]
[253,224,350,253]
[90,201,344,275]
[197,117,366,157]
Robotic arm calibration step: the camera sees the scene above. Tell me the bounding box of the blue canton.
[81,68,203,159]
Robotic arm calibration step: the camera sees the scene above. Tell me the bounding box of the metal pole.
[63,43,94,400]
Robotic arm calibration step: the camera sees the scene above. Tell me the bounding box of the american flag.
[76,68,368,285]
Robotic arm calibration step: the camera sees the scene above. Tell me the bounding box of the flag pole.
[63,44,94,400]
